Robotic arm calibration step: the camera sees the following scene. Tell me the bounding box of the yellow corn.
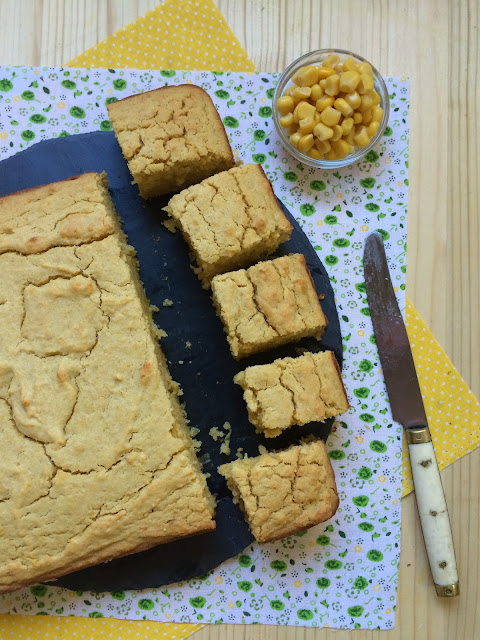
[296,100,316,120]
[343,90,361,110]
[323,53,340,68]
[371,90,381,106]
[339,71,361,93]
[289,131,302,147]
[334,97,353,117]
[319,78,328,90]
[297,133,315,153]
[310,83,323,101]
[358,93,373,112]
[315,139,332,154]
[368,121,380,137]
[292,86,312,102]
[316,95,335,112]
[343,57,360,72]
[332,139,353,158]
[313,111,322,123]
[313,122,334,141]
[354,126,371,147]
[334,63,344,74]
[325,73,340,96]
[353,112,363,124]
[283,84,296,97]
[320,106,342,126]
[341,117,354,135]
[292,65,319,87]
[276,95,295,115]
[362,108,373,125]
[308,147,324,160]
[299,116,316,134]
[317,66,336,80]
[357,73,374,95]
[324,148,338,160]
[358,61,373,76]
[372,105,384,122]
[279,112,294,128]
[330,124,343,142]
[344,130,356,146]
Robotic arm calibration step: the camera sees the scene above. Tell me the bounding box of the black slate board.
[0,131,342,591]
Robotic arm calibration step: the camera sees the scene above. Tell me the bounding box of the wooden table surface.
[0,1,478,638]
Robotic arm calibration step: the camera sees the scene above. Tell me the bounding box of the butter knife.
[363,232,459,597]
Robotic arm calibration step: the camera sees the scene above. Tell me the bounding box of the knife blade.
[364,232,459,597]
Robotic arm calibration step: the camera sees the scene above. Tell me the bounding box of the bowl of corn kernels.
[272,49,390,168]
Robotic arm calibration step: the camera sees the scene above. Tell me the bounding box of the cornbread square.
[219,439,338,543]
[211,254,327,359]
[165,164,292,287]
[107,84,234,199]
[0,173,215,594]
[234,351,349,437]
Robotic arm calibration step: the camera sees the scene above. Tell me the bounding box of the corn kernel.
[368,121,380,137]
[292,86,312,102]
[339,71,361,93]
[323,53,340,68]
[299,116,316,134]
[295,100,316,120]
[334,97,353,117]
[316,95,335,112]
[289,132,302,147]
[358,61,373,76]
[358,93,373,112]
[372,105,384,122]
[362,108,373,125]
[343,90,361,110]
[344,130,356,146]
[330,124,343,142]
[313,122,334,141]
[315,139,332,154]
[279,112,294,128]
[334,63,344,74]
[371,90,381,106]
[332,139,353,158]
[354,126,371,147]
[310,83,323,101]
[353,112,362,124]
[297,133,315,153]
[283,84,296,97]
[313,111,322,123]
[357,73,374,95]
[277,95,295,115]
[318,66,336,80]
[343,57,360,72]
[308,147,324,160]
[319,78,328,90]
[324,148,338,160]
[320,106,342,126]
[325,74,340,96]
[292,65,319,87]
[341,117,354,135]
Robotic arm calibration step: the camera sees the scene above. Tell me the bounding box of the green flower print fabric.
[0,67,409,631]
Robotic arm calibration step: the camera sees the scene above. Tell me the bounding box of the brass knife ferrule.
[406,426,432,445]
[435,583,460,597]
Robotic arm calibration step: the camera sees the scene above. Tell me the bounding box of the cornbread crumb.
[234,351,349,436]
[165,164,292,287]
[107,85,234,199]
[163,299,174,307]
[219,439,339,543]
[211,254,327,359]
[162,219,177,234]
[0,172,215,594]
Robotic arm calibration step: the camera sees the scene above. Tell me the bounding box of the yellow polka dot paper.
[68,0,254,72]
[402,298,479,495]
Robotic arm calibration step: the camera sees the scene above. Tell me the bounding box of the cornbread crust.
[211,254,327,359]
[165,164,292,287]
[0,173,215,594]
[234,351,349,436]
[107,84,234,199]
[219,440,339,543]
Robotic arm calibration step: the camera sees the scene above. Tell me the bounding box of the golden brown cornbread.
[165,164,292,287]
[234,351,349,437]
[0,173,215,594]
[219,439,339,543]
[211,254,327,359]
[107,84,234,199]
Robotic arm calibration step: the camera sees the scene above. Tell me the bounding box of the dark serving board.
[0,131,342,591]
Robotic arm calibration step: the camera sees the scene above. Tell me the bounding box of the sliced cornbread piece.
[211,254,327,359]
[234,351,349,437]
[107,84,234,199]
[165,164,292,287]
[0,173,215,594]
[219,439,338,543]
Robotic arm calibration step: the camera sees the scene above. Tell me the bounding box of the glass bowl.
[272,49,390,169]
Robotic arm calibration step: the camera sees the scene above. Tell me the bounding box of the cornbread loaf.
[234,351,349,437]
[219,439,338,543]
[107,84,234,199]
[0,172,215,594]
[211,253,327,359]
[165,164,292,287]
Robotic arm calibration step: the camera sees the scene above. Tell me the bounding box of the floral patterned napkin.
[0,66,408,630]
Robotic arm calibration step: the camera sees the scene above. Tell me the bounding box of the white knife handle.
[407,426,459,596]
